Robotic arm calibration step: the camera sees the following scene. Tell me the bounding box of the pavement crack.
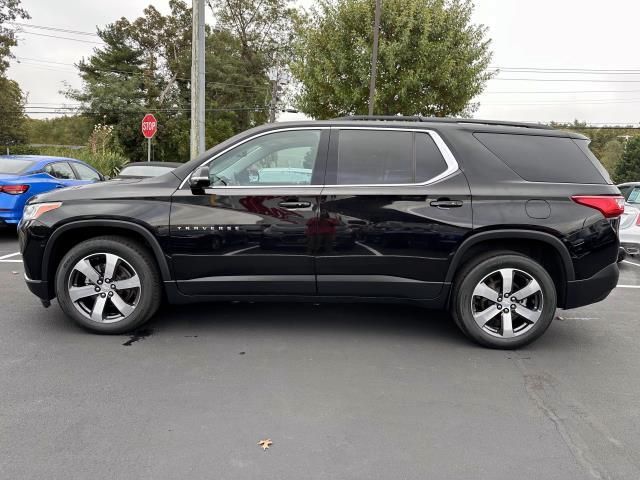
[520,370,606,480]
[514,356,640,480]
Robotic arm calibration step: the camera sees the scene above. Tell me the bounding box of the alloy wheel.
[470,268,543,339]
[67,253,142,324]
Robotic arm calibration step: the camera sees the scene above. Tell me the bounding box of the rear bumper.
[0,211,20,225]
[564,262,619,309]
[620,242,640,256]
[619,228,640,255]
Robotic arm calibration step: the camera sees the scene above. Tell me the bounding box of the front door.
[317,127,472,300]
[170,128,329,296]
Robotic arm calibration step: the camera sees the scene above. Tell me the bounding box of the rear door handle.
[430,199,463,208]
[279,201,312,209]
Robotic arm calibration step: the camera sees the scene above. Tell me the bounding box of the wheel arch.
[446,230,575,308]
[43,220,171,297]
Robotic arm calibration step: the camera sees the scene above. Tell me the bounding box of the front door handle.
[279,201,312,209]
[430,199,463,208]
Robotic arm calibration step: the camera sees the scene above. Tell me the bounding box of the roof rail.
[333,115,555,130]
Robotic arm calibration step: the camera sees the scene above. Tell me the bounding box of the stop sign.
[141,114,158,139]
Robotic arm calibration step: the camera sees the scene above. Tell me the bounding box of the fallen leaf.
[258,439,273,451]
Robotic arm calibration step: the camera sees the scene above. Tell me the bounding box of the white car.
[618,182,640,258]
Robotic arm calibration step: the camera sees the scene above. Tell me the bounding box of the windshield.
[118,165,175,177]
[0,158,33,175]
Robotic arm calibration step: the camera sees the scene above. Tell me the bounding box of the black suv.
[19,117,623,348]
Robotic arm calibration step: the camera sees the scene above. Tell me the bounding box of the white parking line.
[622,260,640,268]
[617,285,640,289]
[0,252,22,263]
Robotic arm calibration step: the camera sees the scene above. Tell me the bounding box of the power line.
[8,22,99,37]
[492,78,640,83]
[484,90,640,94]
[12,59,271,91]
[492,67,640,75]
[13,30,105,45]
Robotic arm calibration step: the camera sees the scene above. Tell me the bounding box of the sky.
[7,0,640,125]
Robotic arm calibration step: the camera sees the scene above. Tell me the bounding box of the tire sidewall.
[455,254,557,349]
[55,238,158,334]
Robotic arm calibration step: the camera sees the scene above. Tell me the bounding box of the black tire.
[617,248,627,263]
[55,236,161,334]
[451,251,557,349]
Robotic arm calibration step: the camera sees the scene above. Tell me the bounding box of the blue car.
[0,155,104,226]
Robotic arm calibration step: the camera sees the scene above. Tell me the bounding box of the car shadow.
[149,301,470,346]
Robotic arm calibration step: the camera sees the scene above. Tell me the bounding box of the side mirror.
[189,166,210,194]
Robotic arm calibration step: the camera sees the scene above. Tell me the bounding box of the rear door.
[44,161,85,188]
[170,127,328,296]
[316,127,472,300]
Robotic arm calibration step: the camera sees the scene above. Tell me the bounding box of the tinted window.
[0,158,33,174]
[73,163,101,181]
[45,162,76,180]
[573,139,613,184]
[209,130,321,186]
[474,133,607,184]
[337,130,447,185]
[416,133,448,182]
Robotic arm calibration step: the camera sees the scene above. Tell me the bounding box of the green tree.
[0,76,27,149]
[291,0,493,119]
[26,116,93,145]
[67,0,285,161]
[0,0,29,74]
[614,137,640,184]
[207,0,298,125]
[600,139,624,175]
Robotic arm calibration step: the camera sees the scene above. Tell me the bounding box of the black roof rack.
[333,115,555,130]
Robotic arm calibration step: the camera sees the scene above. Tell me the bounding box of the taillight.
[636,213,640,226]
[0,184,29,195]
[571,195,625,218]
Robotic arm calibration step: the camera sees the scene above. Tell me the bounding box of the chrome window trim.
[180,126,460,190]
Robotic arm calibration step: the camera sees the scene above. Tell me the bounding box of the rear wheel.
[451,252,557,349]
[55,236,161,334]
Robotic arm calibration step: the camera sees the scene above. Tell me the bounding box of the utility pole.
[368,0,382,116]
[190,0,206,159]
[268,68,279,123]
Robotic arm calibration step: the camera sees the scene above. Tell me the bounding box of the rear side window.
[336,130,447,185]
[474,133,607,184]
[45,162,76,180]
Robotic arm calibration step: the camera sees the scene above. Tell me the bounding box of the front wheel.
[55,236,161,334]
[451,252,557,349]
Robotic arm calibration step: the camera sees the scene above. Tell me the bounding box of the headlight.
[23,202,62,221]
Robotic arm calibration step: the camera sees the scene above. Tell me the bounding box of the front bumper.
[564,262,619,309]
[24,272,50,303]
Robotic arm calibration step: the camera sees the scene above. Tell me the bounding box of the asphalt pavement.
[2,228,640,480]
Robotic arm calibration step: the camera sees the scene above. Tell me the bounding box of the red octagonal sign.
[141,113,158,139]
